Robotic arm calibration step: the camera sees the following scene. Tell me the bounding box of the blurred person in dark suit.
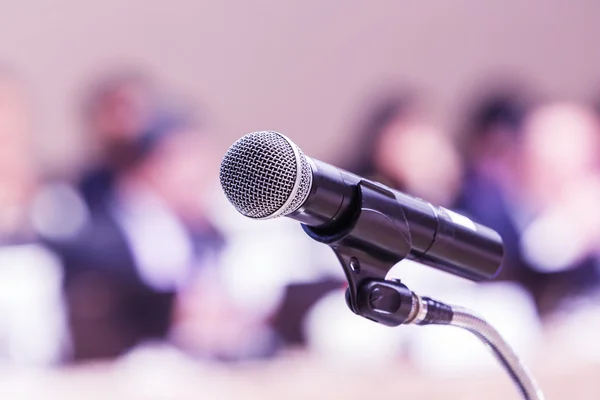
[454,87,538,284]
[77,70,159,212]
[40,70,323,362]
[455,87,600,315]
[46,98,235,360]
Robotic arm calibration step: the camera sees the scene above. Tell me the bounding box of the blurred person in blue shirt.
[454,85,539,284]
[455,84,600,315]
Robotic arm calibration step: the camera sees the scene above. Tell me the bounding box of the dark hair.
[466,92,529,139]
[347,91,419,178]
[457,83,535,167]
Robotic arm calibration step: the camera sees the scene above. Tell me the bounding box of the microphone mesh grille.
[219,131,312,219]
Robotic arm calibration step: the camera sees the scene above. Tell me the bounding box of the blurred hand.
[171,270,272,360]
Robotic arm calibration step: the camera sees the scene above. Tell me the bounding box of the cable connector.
[353,279,453,327]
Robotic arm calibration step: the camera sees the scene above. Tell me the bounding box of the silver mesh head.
[219,131,313,219]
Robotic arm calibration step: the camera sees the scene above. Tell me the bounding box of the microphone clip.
[302,181,413,318]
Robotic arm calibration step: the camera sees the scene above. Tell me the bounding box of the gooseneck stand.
[353,279,544,400]
[449,306,544,400]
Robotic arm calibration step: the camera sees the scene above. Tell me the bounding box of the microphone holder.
[301,181,545,399]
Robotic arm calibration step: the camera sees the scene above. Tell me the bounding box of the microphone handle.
[291,157,503,281]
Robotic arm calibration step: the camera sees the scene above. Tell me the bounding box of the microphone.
[219,131,503,281]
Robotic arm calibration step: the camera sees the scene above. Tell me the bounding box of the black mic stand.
[301,182,545,400]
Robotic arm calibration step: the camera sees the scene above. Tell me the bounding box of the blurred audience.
[2,63,600,374]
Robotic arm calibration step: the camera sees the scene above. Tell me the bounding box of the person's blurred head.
[521,101,600,208]
[459,85,532,185]
[348,91,418,179]
[0,70,36,236]
[83,70,158,171]
[123,111,219,225]
[349,90,461,206]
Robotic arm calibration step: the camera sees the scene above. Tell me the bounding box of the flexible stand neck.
[448,305,545,400]
[353,278,545,400]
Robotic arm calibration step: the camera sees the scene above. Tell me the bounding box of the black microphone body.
[290,157,503,281]
[219,131,503,283]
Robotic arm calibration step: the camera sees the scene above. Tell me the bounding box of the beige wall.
[1,0,599,170]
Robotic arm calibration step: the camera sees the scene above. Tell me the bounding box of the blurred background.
[2,1,600,398]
